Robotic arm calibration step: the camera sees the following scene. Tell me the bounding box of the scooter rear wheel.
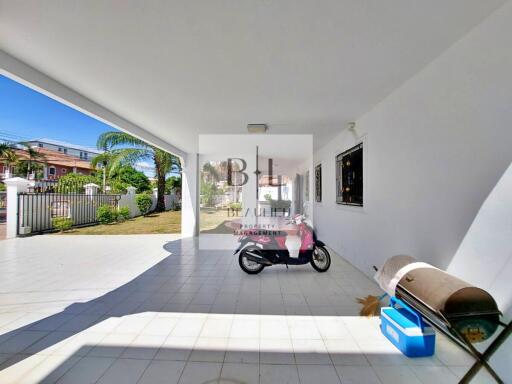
[311,246,331,272]
[239,247,265,274]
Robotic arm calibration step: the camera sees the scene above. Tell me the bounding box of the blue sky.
[0,74,115,148]
[0,75,168,176]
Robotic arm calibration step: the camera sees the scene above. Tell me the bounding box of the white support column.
[241,150,257,221]
[181,153,199,237]
[126,186,137,195]
[4,177,30,239]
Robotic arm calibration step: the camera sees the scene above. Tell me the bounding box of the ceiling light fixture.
[247,124,268,133]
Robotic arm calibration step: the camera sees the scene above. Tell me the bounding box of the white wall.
[314,3,512,379]
[119,193,178,218]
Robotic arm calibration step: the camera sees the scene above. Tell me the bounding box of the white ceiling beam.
[0,50,187,162]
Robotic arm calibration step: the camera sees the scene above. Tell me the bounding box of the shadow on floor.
[199,221,234,234]
[0,238,371,373]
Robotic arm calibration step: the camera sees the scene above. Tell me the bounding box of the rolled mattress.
[375,255,500,343]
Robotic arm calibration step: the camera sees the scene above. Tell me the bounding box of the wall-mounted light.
[347,121,358,138]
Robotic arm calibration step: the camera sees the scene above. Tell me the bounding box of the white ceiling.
[199,134,312,161]
[0,1,506,152]
[199,134,313,177]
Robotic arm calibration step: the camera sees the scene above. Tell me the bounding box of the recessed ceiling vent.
[247,124,268,133]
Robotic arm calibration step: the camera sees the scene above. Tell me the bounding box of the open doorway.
[198,134,313,251]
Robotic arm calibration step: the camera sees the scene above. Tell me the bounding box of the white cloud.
[135,161,153,169]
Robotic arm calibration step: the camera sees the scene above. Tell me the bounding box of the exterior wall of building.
[1,162,93,180]
[0,164,15,179]
[313,3,512,380]
[45,165,92,180]
[26,140,99,161]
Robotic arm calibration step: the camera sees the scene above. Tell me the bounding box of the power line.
[0,131,31,141]
[0,129,98,147]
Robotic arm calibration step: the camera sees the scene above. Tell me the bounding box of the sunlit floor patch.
[0,235,480,383]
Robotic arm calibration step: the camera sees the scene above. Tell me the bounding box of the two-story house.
[1,138,100,180]
[23,138,101,161]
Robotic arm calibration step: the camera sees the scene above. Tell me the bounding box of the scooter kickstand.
[286,264,288,269]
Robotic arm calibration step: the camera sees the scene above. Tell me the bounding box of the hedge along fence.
[17,192,121,235]
[16,187,179,236]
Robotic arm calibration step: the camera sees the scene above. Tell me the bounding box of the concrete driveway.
[0,235,476,383]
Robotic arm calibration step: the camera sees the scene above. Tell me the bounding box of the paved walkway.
[0,235,482,383]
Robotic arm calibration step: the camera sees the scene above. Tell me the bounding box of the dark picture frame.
[315,164,322,202]
[336,143,363,206]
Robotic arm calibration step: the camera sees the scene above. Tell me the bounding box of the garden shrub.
[172,202,181,211]
[109,180,129,194]
[136,194,153,216]
[57,173,97,193]
[52,217,73,232]
[200,181,219,207]
[116,166,151,193]
[229,202,242,211]
[165,176,181,195]
[117,207,131,222]
[97,204,116,224]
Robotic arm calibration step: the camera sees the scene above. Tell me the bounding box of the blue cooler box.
[380,297,435,357]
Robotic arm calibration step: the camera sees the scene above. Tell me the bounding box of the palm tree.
[96,132,181,212]
[18,142,46,178]
[3,151,18,176]
[0,142,18,177]
[0,142,13,157]
[202,162,221,183]
[91,150,122,192]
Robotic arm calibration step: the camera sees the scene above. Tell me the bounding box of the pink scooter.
[234,214,331,274]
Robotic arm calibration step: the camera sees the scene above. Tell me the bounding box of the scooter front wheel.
[311,246,331,272]
[239,247,265,274]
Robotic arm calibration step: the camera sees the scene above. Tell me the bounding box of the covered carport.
[1,1,511,383]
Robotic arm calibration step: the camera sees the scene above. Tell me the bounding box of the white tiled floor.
[0,234,493,383]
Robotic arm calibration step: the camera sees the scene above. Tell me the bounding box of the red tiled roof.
[12,148,95,170]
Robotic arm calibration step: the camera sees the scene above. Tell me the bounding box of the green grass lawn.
[58,210,181,235]
[199,208,237,233]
